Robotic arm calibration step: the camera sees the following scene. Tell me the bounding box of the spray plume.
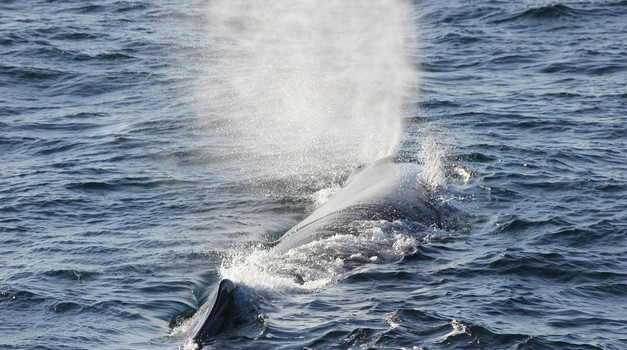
[194,0,419,181]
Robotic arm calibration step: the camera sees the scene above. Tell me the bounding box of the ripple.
[1,289,48,310]
[1,64,68,81]
[491,4,579,24]
[43,269,97,281]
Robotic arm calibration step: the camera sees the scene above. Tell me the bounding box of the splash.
[431,319,470,344]
[309,184,342,208]
[218,220,421,293]
[418,134,448,190]
[194,0,418,181]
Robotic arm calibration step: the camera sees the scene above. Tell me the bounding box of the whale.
[189,159,453,348]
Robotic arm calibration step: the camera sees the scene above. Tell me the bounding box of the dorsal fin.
[192,279,237,348]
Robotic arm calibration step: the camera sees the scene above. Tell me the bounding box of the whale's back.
[273,161,446,254]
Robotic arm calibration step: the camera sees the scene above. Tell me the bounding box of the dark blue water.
[1,1,625,349]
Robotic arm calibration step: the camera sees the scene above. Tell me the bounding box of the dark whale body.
[191,160,451,347]
[191,279,237,348]
[273,160,446,254]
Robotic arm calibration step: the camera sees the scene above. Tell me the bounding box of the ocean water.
[1,0,625,349]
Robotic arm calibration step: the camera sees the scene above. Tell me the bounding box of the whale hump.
[192,279,238,347]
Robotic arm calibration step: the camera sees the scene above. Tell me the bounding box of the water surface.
[1,1,625,349]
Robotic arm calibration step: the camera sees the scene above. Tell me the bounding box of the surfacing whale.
[189,159,453,348]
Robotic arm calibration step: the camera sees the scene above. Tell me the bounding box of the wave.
[488,2,627,26]
[489,4,580,24]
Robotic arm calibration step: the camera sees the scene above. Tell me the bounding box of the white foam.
[219,220,420,294]
[309,184,342,208]
[430,319,470,344]
[453,166,471,185]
